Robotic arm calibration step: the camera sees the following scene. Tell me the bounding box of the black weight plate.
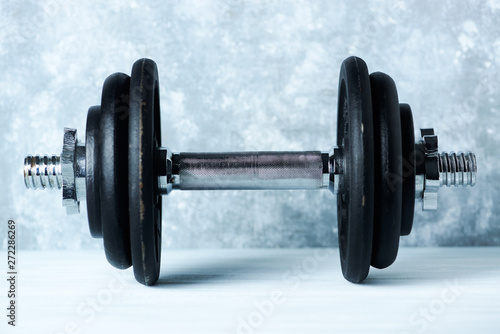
[399,104,415,236]
[85,105,103,238]
[129,58,162,285]
[370,72,402,269]
[100,73,132,269]
[336,56,375,283]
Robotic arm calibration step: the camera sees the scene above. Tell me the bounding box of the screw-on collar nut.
[61,128,80,215]
[419,128,439,211]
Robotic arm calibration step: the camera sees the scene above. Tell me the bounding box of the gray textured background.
[0,0,498,250]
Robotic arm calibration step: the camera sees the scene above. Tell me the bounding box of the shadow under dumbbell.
[154,249,337,287]
[153,248,500,287]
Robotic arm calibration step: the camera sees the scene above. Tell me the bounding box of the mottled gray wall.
[1,0,499,250]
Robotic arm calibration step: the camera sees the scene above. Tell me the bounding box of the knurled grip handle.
[171,151,329,190]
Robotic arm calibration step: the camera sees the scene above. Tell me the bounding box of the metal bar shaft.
[170,151,329,191]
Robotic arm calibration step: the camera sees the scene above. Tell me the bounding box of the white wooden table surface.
[2,248,499,334]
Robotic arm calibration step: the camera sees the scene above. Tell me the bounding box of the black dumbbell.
[24,57,477,285]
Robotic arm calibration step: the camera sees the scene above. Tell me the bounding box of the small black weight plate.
[129,58,162,285]
[370,72,402,269]
[100,73,132,269]
[399,104,415,236]
[85,105,103,238]
[336,56,375,283]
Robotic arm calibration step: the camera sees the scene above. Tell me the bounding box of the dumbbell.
[23,56,477,285]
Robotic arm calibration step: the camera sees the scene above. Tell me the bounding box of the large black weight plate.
[370,72,402,269]
[100,73,132,269]
[85,105,103,238]
[336,56,375,283]
[129,58,163,286]
[399,104,415,236]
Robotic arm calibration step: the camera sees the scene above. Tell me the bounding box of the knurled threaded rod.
[23,149,477,194]
[24,155,62,190]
